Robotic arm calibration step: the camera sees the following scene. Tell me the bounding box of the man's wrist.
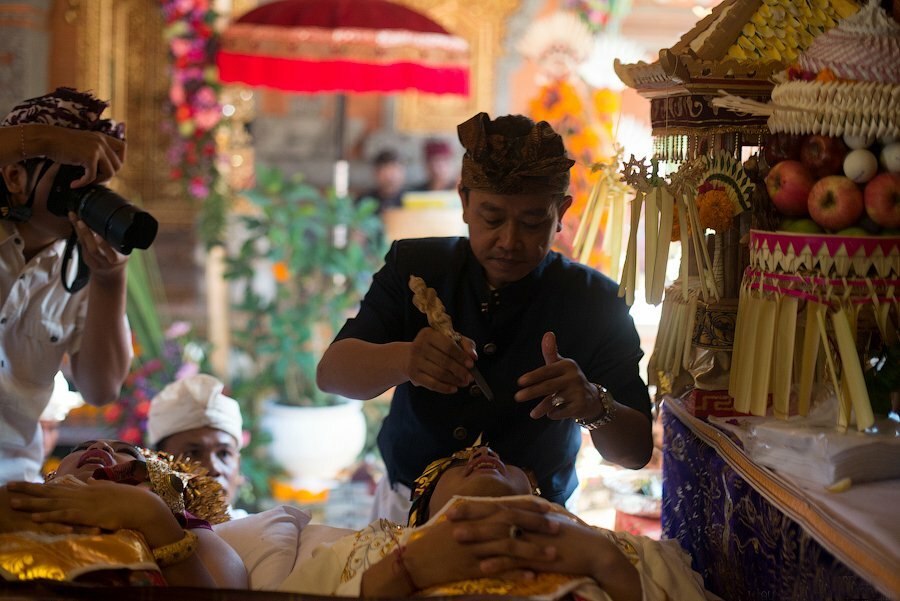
[576,384,617,430]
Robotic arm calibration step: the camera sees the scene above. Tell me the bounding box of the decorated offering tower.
[613,0,862,411]
[714,0,899,430]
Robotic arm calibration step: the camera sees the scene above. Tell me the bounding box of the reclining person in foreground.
[0,439,246,588]
[280,442,716,600]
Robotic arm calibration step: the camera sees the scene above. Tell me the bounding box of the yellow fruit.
[825,478,852,493]
[728,45,749,61]
[743,23,756,37]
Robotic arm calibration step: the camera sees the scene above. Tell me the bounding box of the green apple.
[778,217,797,230]
[835,226,869,236]
[782,218,824,234]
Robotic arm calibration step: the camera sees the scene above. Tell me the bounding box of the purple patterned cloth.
[662,402,888,601]
[1,87,125,140]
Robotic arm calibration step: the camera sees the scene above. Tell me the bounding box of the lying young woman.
[0,439,247,588]
[280,444,715,600]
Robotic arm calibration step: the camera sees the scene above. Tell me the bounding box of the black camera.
[48,164,158,254]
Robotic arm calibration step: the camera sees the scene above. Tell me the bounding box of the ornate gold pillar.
[394,0,520,133]
[48,0,205,329]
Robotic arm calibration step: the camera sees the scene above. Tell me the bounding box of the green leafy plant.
[225,166,386,407]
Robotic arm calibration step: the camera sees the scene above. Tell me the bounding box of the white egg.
[843,149,879,183]
[880,142,900,173]
[843,132,874,150]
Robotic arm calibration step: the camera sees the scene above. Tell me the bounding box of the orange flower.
[529,81,584,124]
[272,261,290,283]
[697,189,734,232]
[592,89,621,116]
[815,68,838,82]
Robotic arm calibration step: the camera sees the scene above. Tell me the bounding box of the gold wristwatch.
[575,384,617,430]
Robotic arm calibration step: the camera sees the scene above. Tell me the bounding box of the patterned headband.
[1,87,125,141]
[407,440,541,527]
[458,112,574,195]
[408,444,486,527]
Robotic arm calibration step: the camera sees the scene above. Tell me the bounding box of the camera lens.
[75,186,158,254]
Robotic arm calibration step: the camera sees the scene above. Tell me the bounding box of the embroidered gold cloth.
[0,529,156,582]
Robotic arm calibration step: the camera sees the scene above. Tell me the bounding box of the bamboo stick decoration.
[578,177,608,266]
[729,281,749,402]
[655,292,675,376]
[832,305,876,431]
[682,294,698,372]
[733,287,761,414]
[797,301,825,417]
[618,191,644,306]
[644,186,659,304]
[571,179,595,254]
[750,294,778,416]
[676,195,691,302]
[617,155,651,307]
[772,295,799,419]
[685,194,709,302]
[649,187,674,305]
[607,187,626,283]
[687,194,719,304]
[815,308,849,432]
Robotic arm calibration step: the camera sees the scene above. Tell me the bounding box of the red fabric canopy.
[216,0,470,96]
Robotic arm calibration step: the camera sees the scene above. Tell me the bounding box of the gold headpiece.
[141,449,230,525]
[407,439,542,527]
[458,112,575,195]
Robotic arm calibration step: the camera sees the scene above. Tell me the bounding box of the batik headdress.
[458,112,575,195]
[1,87,125,140]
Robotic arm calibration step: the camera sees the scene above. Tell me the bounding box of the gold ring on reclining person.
[550,393,567,409]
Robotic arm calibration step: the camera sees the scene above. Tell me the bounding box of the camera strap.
[0,160,53,223]
[60,230,90,294]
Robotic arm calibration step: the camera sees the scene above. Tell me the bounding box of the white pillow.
[213,505,311,590]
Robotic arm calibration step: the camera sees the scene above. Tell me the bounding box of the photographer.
[0,88,133,484]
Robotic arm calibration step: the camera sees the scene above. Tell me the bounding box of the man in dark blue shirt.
[318,112,652,522]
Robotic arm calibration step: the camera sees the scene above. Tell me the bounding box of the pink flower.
[135,401,151,419]
[170,38,192,58]
[104,404,122,423]
[175,362,199,380]
[195,86,217,106]
[169,83,185,106]
[121,427,142,445]
[193,108,221,131]
[189,178,209,199]
[165,321,191,339]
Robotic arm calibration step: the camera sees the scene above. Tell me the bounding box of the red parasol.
[217,0,470,191]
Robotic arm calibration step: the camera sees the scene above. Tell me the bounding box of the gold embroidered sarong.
[0,529,157,582]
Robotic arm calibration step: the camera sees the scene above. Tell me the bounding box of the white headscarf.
[147,374,243,448]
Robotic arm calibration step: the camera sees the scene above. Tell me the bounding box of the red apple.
[863,172,900,229]
[807,176,864,231]
[763,132,804,166]
[765,160,815,217]
[800,134,849,178]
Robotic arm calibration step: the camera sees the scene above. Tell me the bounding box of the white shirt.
[0,221,88,484]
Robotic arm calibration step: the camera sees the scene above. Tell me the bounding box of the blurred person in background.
[148,374,247,518]
[409,138,458,192]
[357,148,407,215]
